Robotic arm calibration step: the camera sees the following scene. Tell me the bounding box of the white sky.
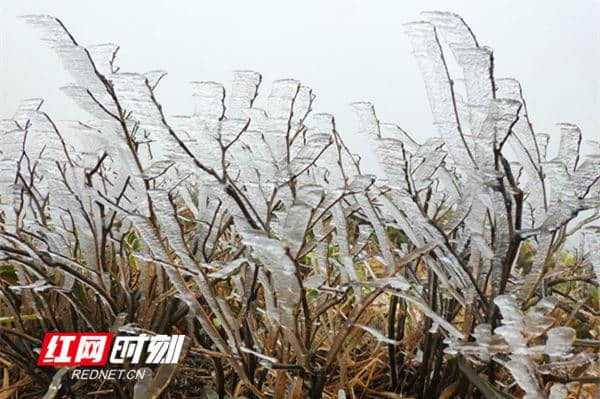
[1,0,599,171]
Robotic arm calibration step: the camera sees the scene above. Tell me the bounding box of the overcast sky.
[1,0,599,170]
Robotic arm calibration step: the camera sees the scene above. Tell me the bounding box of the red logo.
[38,333,113,366]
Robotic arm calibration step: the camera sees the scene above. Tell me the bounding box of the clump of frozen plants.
[0,11,598,399]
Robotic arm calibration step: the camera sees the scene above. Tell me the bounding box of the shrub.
[0,11,598,399]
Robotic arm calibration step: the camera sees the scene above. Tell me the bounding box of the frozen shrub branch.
[0,11,598,399]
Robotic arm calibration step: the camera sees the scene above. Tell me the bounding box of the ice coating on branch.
[192,81,225,120]
[544,327,575,358]
[354,323,401,345]
[404,21,475,169]
[585,230,600,286]
[549,384,568,399]
[227,70,261,119]
[554,123,581,172]
[41,368,71,399]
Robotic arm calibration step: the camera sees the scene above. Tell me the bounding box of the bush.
[0,11,598,399]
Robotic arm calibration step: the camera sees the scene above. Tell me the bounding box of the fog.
[2,0,598,171]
